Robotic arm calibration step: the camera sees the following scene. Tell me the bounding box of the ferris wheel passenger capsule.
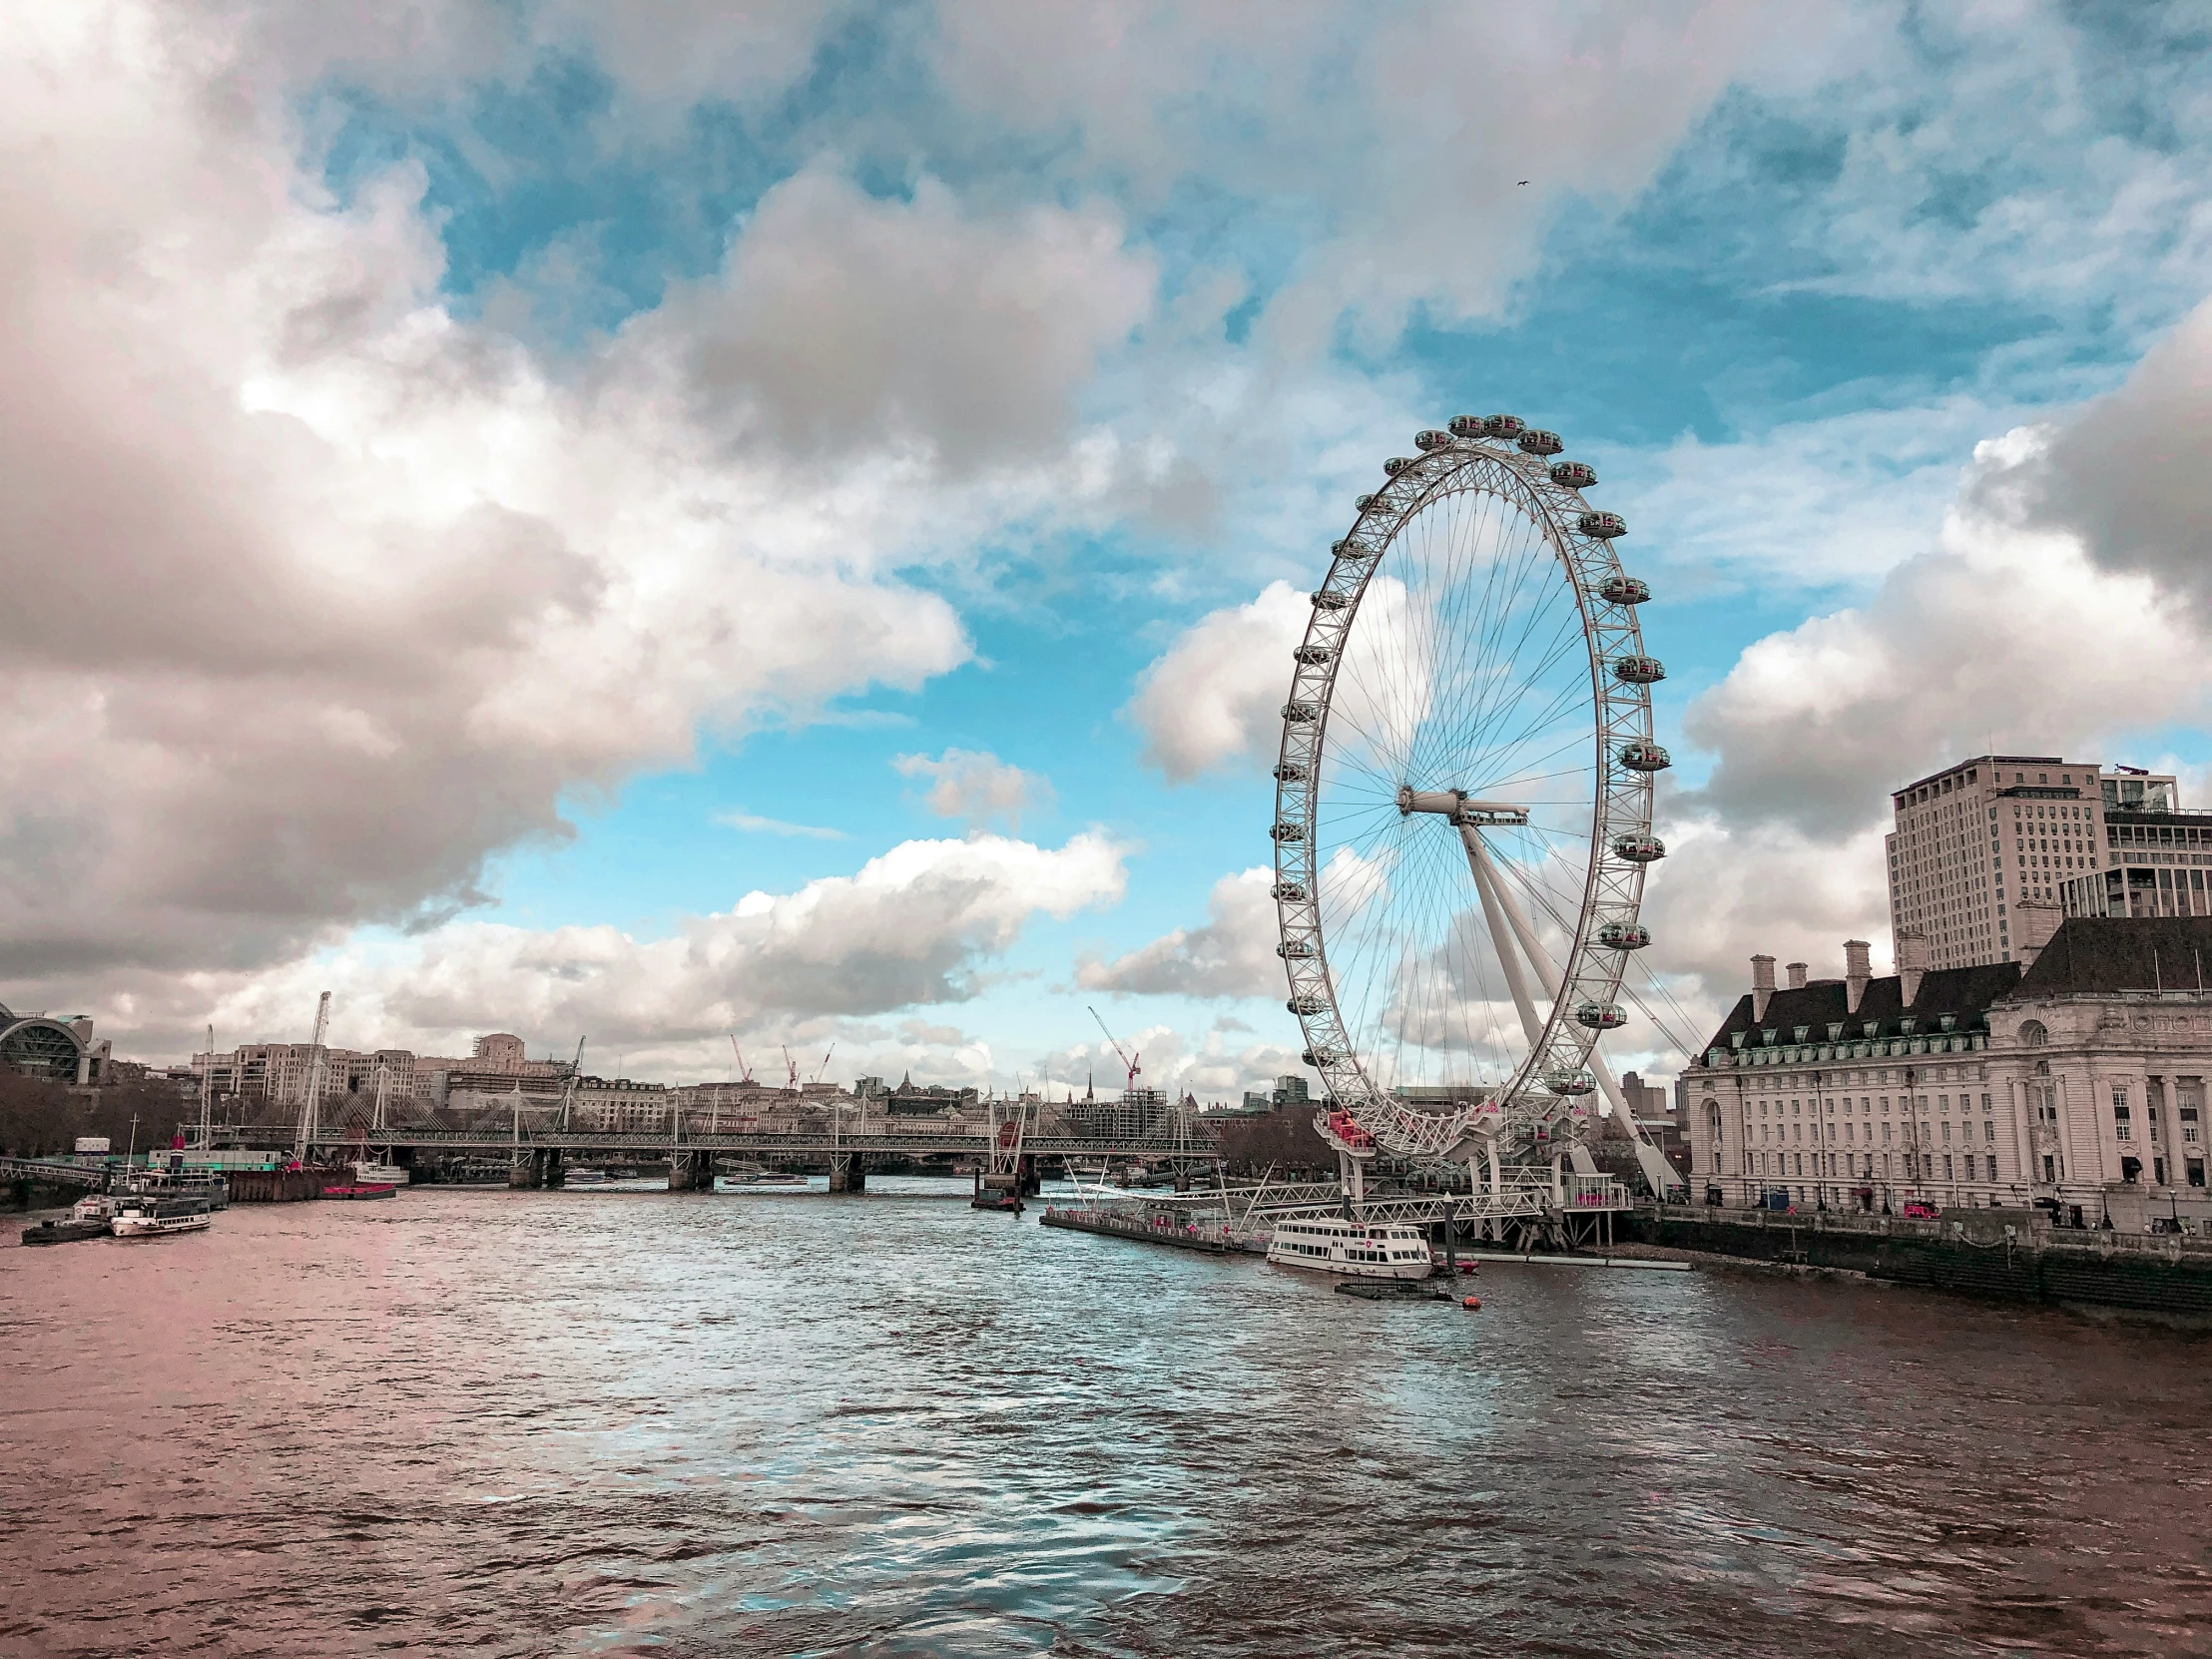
[1277,940,1316,959]
[1414,428,1451,450]
[1447,414,1484,437]
[1579,510,1627,539]
[1294,645,1334,666]
[1612,833,1667,862]
[1274,762,1309,783]
[1598,920,1652,950]
[1544,1067,1597,1096]
[1575,1002,1628,1031]
[1612,655,1666,685]
[1311,590,1349,610]
[1550,460,1598,488]
[1482,414,1525,438]
[1382,456,1414,475]
[1282,700,1320,723]
[1287,995,1327,1017]
[1355,493,1376,510]
[1272,880,1308,901]
[1617,740,1671,772]
[1598,574,1651,605]
[1271,820,1307,842]
[1517,428,1564,456]
[1301,1047,1339,1068]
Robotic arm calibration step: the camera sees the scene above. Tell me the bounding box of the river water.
[4,1179,2209,1658]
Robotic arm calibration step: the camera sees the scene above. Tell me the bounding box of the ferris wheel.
[1271,414,1666,1166]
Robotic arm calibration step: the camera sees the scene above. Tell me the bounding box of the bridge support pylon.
[508,1150,544,1190]
[829,1152,866,1194]
[667,1152,711,1192]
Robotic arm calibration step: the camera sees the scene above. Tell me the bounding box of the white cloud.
[892,749,1054,831]
[71,831,1127,1076]
[715,811,846,840]
[1078,867,1281,1000]
[1681,437,2208,840]
[1126,580,1309,781]
[929,0,1831,335]
[0,4,1191,996]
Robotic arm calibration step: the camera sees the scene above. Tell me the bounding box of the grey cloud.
[620,168,1156,473]
[1999,296,2212,618]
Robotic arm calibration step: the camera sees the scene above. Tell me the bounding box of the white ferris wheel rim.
[1271,418,1660,1163]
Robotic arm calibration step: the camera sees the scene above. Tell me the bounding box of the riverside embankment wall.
[1624,1207,2212,1322]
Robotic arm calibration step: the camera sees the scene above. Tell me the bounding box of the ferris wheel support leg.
[1481,847,1682,1200]
[1461,828,1545,1047]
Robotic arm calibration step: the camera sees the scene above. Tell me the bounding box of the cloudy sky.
[3,0,2209,1098]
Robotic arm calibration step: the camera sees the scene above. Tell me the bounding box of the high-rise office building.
[1885,755,2182,968]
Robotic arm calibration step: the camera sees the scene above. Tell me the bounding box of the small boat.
[21,1194,121,1246]
[111,1196,213,1238]
[713,1168,810,1192]
[1267,1217,1433,1280]
[348,1161,409,1187]
[564,1167,614,1186]
[320,1182,396,1201]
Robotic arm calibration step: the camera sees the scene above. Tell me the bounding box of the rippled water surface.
[5,1181,2211,1658]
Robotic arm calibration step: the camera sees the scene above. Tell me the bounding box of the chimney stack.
[2013,899,2063,968]
[1844,939,1872,1015]
[1785,961,1808,991]
[1897,929,1929,1007]
[1751,954,1776,1022]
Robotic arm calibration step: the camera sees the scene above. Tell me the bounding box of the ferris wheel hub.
[1396,786,1530,827]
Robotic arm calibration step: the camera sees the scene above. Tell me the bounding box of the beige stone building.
[1682,919,2212,1228]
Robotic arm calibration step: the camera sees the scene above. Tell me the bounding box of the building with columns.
[1681,918,2212,1227]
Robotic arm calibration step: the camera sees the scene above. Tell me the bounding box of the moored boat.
[1267,1217,1433,1280]
[21,1194,122,1246]
[110,1196,213,1238]
[320,1181,396,1200]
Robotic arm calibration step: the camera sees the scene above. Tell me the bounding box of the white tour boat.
[1267,1217,1433,1280]
[110,1196,213,1239]
[348,1161,409,1187]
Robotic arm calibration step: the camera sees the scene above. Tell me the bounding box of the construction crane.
[728,1034,755,1085]
[782,1044,799,1091]
[293,990,331,1161]
[810,1043,836,1086]
[1087,1005,1141,1097]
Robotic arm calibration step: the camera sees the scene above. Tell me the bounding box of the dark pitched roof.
[2013,916,2212,998]
[1699,961,2024,1054]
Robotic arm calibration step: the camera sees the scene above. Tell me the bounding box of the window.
[2115,1104,2133,1141]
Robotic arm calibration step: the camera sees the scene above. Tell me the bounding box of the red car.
[1902,1200,1938,1220]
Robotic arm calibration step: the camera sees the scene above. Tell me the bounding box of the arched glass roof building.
[0,1003,93,1083]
